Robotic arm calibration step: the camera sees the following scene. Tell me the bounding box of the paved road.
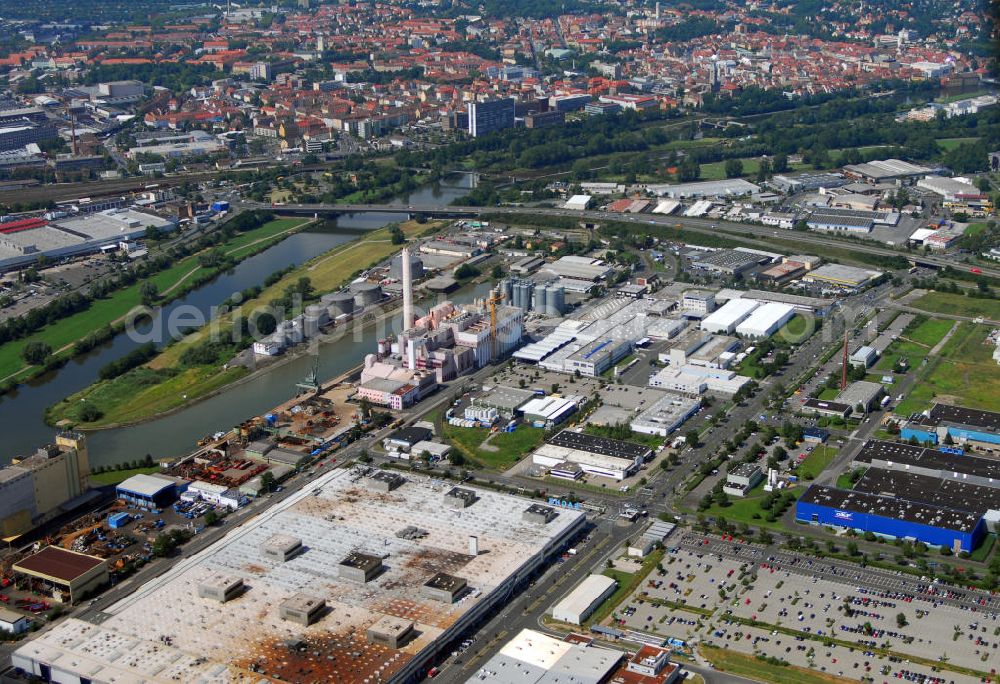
[269,204,1000,279]
[427,282,898,681]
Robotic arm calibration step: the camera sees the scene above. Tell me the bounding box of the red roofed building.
[0,218,48,235]
[13,546,108,604]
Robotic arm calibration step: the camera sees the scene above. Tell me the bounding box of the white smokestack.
[402,246,414,331]
[469,535,479,556]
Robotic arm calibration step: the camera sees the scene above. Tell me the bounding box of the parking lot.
[599,537,999,684]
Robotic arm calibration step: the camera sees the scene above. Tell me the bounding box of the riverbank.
[55,302,399,432]
[0,216,313,392]
[46,219,444,429]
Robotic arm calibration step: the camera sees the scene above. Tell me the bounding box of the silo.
[534,284,548,313]
[500,278,514,305]
[547,285,566,315]
[548,285,566,316]
[351,282,383,308]
[389,252,424,280]
[303,304,327,337]
[512,280,533,311]
[325,292,355,317]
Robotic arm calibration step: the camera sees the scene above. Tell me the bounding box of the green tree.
[22,340,52,366]
[724,158,744,178]
[677,158,700,182]
[260,470,275,493]
[358,398,372,421]
[152,533,176,557]
[79,404,103,422]
[139,281,159,306]
[455,263,480,280]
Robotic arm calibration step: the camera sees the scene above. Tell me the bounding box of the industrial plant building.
[630,394,701,437]
[643,178,761,199]
[12,468,585,683]
[115,473,179,510]
[539,255,613,282]
[735,302,796,339]
[900,404,1000,447]
[700,298,760,334]
[796,439,1000,552]
[0,209,176,272]
[532,430,651,481]
[690,248,768,278]
[0,432,91,539]
[515,298,663,376]
[551,575,618,625]
[841,158,932,184]
[12,546,109,604]
[796,484,984,553]
[648,364,751,396]
[802,264,883,290]
[356,252,525,408]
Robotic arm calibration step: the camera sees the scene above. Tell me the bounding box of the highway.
[269,203,1000,280]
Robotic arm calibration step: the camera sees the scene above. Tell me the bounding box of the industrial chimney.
[402,246,414,331]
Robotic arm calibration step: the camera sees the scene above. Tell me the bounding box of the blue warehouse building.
[796,484,985,552]
[115,473,178,511]
[901,404,1000,447]
[797,439,1000,552]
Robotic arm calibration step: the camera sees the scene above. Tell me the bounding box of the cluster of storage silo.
[500,278,565,316]
[512,280,534,311]
[539,283,566,316]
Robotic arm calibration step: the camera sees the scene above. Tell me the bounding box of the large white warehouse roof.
[736,301,796,338]
[701,298,759,333]
[551,574,616,624]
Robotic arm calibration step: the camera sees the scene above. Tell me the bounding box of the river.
[1,172,479,467]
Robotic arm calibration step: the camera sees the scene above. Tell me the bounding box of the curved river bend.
[1,172,479,468]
